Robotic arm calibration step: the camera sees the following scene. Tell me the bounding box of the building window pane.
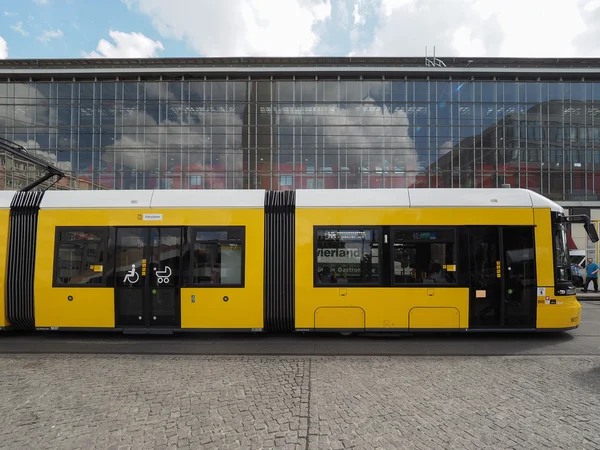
[279,175,293,186]
[189,175,203,187]
[315,228,380,285]
[393,228,456,284]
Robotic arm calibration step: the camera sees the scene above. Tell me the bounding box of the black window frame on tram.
[186,226,246,288]
[52,226,109,287]
[313,226,383,287]
[391,227,459,287]
[551,212,572,286]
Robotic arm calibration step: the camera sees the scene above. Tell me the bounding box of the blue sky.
[1,0,600,60]
[1,0,190,58]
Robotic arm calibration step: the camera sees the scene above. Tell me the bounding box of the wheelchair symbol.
[154,266,172,284]
[123,264,139,284]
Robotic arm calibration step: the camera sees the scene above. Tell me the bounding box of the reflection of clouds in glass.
[12,139,72,171]
[440,141,453,156]
[103,108,244,173]
[277,96,418,170]
[144,83,178,102]
[0,85,68,174]
[0,84,48,129]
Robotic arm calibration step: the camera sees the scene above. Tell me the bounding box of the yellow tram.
[0,187,595,334]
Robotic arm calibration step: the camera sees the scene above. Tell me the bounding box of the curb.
[577,296,600,301]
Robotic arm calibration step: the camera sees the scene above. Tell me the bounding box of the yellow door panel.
[35,288,115,328]
[314,306,365,330]
[409,307,460,329]
[180,288,263,329]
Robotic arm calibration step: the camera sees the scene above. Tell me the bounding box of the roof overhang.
[1,57,600,80]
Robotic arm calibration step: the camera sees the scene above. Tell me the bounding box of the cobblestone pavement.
[0,355,600,450]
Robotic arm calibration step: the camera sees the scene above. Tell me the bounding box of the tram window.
[315,228,381,285]
[54,228,107,286]
[190,227,244,286]
[393,229,457,285]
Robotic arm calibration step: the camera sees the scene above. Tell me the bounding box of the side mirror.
[560,214,599,243]
[585,221,599,243]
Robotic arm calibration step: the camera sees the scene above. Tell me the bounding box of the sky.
[1,0,600,60]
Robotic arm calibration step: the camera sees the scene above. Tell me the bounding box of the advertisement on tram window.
[316,230,379,283]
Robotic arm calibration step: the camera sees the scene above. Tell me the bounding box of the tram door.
[114,227,182,328]
[468,226,537,329]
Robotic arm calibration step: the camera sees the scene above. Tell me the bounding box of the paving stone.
[0,354,599,449]
[309,355,600,450]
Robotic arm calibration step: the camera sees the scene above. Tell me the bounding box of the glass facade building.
[2,57,600,203]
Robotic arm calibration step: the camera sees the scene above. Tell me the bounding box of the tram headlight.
[556,287,575,296]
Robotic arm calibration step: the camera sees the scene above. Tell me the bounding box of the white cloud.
[33,0,49,4]
[452,26,486,58]
[4,12,17,16]
[38,29,63,44]
[347,0,378,48]
[490,0,585,57]
[123,0,332,56]
[353,2,365,25]
[84,30,164,58]
[336,0,351,30]
[0,36,7,59]
[11,22,28,37]
[583,0,600,11]
[357,0,502,57]
[359,0,600,57]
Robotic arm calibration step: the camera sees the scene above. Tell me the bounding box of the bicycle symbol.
[123,264,139,284]
[154,266,172,284]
